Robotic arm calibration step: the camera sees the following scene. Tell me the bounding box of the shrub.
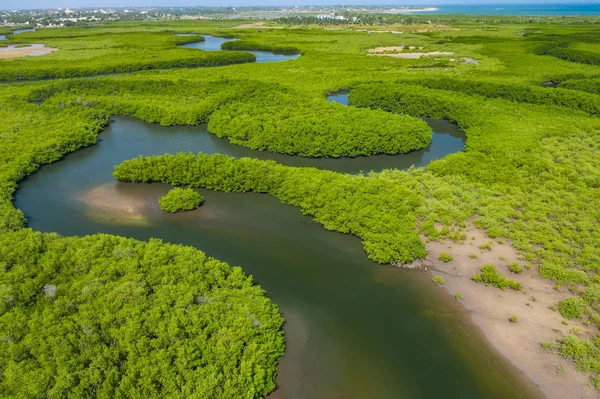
[468,253,479,259]
[432,275,445,285]
[471,265,521,290]
[0,230,284,398]
[508,263,524,274]
[158,187,203,213]
[559,296,587,319]
[439,252,453,262]
[455,293,462,299]
[479,242,493,251]
[509,316,518,323]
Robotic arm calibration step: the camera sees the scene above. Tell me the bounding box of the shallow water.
[15,115,541,399]
[178,34,300,63]
[0,35,6,41]
[12,28,35,34]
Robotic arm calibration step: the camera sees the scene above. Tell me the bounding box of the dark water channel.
[178,34,301,63]
[15,115,539,398]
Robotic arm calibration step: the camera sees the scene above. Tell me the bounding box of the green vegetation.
[432,275,445,286]
[479,243,493,251]
[508,263,524,274]
[439,253,453,263]
[471,265,522,291]
[0,230,284,397]
[509,316,518,323]
[455,293,462,300]
[2,18,600,392]
[207,96,431,157]
[0,31,255,81]
[559,296,588,319]
[112,152,427,264]
[159,187,204,213]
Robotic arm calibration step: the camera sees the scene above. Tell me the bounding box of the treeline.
[559,77,600,95]
[0,229,284,398]
[537,41,600,66]
[0,32,253,81]
[396,77,600,116]
[208,95,432,157]
[113,152,427,264]
[30,78,433,158]
[277,14,600,26]
[221,40,300,54]
[0,51,254,81]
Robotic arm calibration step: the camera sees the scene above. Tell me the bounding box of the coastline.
[421,223,597,398]
[385,7,439,14]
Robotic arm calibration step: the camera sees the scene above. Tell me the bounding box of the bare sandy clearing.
[0,44,57,59]
[368,50,454,59]
[367,45,406,53]
[232,22,282,29]
[420,222,597,399]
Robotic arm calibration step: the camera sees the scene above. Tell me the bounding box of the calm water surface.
[15,116,540,399]
[178,34,301,63]
[12,28,35,34]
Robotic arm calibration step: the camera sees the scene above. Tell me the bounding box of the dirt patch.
[0,44,57,59]
[422,222,597,398]
[368,45,406,53]
[368,51,454,59]
[233,22,281,29]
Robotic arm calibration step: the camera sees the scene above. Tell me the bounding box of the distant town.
[0,6,437,27]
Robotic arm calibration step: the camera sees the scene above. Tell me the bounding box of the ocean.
[416,3,600,16]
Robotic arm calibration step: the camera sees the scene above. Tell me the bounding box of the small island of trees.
[159,187,204,213]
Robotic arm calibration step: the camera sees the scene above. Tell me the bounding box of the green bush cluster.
[159,187,204,213]
[471,265,521,291]
[207,95,432,157]
[221,39,300,53]
[559,296,588,319]
[113,152,427,264]
[439,253,453,262]
[508,263,524,274]
[432,275,445,285]
[0,229,284,398]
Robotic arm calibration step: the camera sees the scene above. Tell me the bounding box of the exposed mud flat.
[424,222,597,399]
[0,44,57,59]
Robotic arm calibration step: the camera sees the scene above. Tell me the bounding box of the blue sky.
[1,0,596,12]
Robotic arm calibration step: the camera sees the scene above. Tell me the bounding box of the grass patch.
[432,275,445,285]
[439,252,453,262]
[471,265,521,290]
[508,263,524,274]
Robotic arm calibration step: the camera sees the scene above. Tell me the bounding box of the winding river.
[15,114,540,398]
[178,34,301,63]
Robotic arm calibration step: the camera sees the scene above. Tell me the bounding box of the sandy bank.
[0,44,57,59]
[76,183,154,226]
[421,223,597,398]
